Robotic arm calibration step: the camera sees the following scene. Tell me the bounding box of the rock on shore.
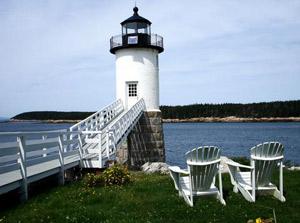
[8,116,300,124]
[288,166,300,171]
[141,162,169,174]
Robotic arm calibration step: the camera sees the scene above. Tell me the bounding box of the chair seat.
[236,172,277,190]
[180,176,219,196]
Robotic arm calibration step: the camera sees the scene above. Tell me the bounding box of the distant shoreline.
[4,117,300,123]
[162,117,300,123]
[6,119,81,123]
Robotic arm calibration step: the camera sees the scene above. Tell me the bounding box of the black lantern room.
[110,7,164,54]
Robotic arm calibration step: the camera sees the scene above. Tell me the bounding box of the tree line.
[12,100,300,120]
[12,111,94,120]
[160,100,300,119]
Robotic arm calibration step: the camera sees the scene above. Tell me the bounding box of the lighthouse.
[110,6,164,111]
[110,7,165,166]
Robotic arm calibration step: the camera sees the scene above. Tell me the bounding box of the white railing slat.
[27,147,58,158]
[0,146,19,156]
[0,154,20,163]
[0,163,20,175]
[26,141,59,153]
[26,154,60,167]
[0,141,19,150]
[84,138,100,144]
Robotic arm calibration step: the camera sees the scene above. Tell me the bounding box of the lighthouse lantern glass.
[122,22,151,35]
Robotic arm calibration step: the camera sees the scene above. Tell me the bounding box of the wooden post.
[251,159,256,202]
[78,133,83,168]
[70,127,74,151]
[17,136,28,201]
[100,112,103,129]
[58,134,65,185]
[106,130,110,160]
[66,129,70,152]
[42,135,47,157]
[280,160,283,201]
[188,165,193,206]
[218,164,224,202]
[98,133,102,168]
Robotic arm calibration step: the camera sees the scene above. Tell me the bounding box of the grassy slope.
[0,170,300,223]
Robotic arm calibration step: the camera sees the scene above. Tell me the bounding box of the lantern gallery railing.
[110,33,163,51]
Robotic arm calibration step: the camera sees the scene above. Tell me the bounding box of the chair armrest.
[168,166,188,191]
[226,161,254,170]
[168,166,189,174]
[220,164,224,172]
[277,162,285,168]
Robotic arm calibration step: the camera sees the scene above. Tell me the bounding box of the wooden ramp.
[0,98,146,199]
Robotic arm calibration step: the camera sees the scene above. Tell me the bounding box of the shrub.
[103,165,133,187]
[85,173,105,188]
[84,166,134,188]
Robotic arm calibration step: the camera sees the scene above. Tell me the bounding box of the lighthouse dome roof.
[121,7,151,26]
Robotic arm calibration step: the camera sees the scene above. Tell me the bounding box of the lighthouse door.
[125,82,138,109]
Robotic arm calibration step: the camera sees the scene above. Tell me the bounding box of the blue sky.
[0,0,299,118]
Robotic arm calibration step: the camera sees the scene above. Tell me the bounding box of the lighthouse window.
[128,84,137,97]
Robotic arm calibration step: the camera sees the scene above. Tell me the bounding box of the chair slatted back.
[250,142,284,187]
[186,146,220,191]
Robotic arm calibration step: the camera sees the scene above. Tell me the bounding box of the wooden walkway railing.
[0,99,145,200]
[0,130,82,200]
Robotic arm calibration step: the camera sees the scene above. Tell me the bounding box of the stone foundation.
[116,111,165,167]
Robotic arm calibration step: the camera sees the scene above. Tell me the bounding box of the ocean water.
[0,121,299,168]
[164,122,300,168]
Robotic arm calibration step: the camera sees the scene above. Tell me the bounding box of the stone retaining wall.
[116,111,165,167]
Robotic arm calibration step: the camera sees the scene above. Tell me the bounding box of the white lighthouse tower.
[110,6,165,166]
[110,6,164,111]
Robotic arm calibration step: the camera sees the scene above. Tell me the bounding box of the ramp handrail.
[69,99,124,132]
[106,99,146,160]
[69,99,124,151]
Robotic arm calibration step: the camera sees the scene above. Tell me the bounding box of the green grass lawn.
[1,170,300,223]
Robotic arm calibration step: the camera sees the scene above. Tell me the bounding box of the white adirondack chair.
[227,142,286,202]
[169,146,226,207]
